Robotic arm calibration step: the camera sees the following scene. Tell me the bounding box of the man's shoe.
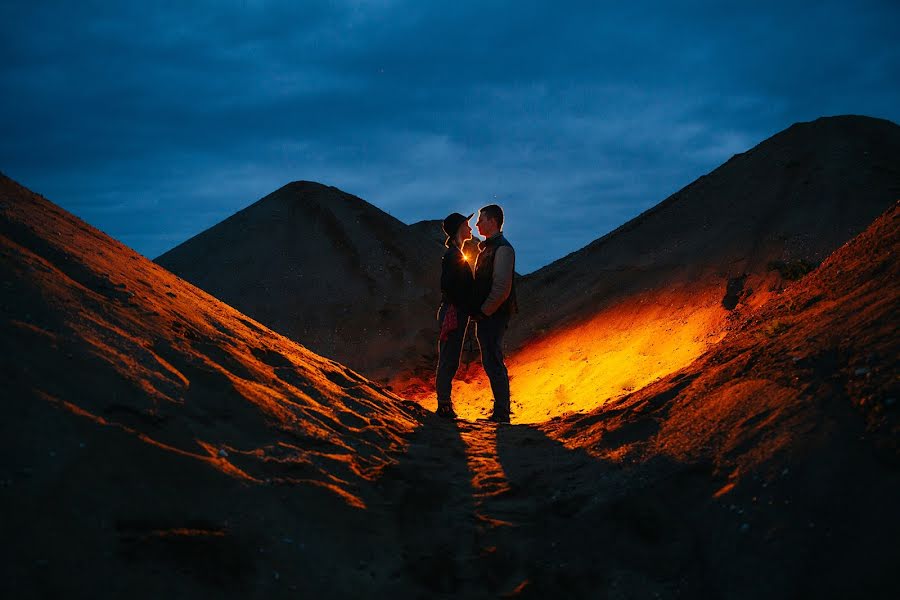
[485,412,510,424]
[436,404,457,419]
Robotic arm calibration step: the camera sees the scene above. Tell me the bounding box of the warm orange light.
[403,285,742,424]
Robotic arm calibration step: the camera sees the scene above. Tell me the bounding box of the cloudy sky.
[2,1,898,273]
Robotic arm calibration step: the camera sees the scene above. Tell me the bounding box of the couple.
[436,204,517,423]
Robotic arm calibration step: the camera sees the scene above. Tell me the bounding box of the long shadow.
[371,416,717,598]
[373,414,481,596]
[487,424,720,599]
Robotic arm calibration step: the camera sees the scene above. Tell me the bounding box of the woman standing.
[435,212,475,419]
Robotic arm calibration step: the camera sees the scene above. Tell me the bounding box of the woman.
[435,211,475,419]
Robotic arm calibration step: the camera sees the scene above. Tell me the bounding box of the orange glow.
[713,482,736,498]
[406,286,734,423]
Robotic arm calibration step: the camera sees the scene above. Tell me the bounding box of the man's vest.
[474,234,518,316]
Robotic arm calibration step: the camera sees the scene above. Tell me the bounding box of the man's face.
[476,211,497,238]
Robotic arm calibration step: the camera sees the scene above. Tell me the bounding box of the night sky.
[2,1,898,273]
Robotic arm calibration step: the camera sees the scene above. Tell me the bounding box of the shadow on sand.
[488,423,718,598]
[374,415,480,595]
[377,415,721,599]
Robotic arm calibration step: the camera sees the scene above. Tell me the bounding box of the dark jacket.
[474,233,517,317]
[440,245,475,313]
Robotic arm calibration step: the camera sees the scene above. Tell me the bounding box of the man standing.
[472,204,517,423]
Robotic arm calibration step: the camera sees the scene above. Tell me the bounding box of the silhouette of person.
[471,204,517,423]
[435,212,475,419]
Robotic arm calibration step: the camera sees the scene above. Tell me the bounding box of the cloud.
[1,1,898,272]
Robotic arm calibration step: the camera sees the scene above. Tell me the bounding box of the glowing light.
[402,285,733,423]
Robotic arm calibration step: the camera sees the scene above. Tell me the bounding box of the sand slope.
[518,115,900,341]
[0,174,424,597]
[1,174,897,598]
[533,200,900,598]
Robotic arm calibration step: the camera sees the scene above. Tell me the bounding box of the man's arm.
[480,246,515,316]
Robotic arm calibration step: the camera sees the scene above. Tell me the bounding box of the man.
[472,204,517,424]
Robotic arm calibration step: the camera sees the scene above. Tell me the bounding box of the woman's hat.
[442,212,473,247]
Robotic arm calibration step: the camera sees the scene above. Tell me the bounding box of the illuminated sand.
[544,201,899,468]
[518,203,899,596]
[0,176,422,504]
[406,275,787,423]
[1,174,428,597]
[406,287,729,422]
[399,116,900,424]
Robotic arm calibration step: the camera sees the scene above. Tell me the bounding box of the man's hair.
[479,204,504,230]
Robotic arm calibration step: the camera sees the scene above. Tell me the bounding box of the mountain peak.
[155,180,445,381]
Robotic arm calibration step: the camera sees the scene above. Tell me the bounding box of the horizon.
[2,2,899,273]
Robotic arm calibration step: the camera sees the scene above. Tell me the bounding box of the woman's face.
[457,220,472,243]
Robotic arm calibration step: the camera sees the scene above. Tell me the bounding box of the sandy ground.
[2,170,899,597]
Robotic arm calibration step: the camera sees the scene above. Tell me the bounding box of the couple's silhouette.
[435,204,517,423]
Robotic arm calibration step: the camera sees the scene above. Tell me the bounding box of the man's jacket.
[474,233,517,317]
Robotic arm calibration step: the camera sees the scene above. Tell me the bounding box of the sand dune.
[0,174,426,596]
[536,200,900,598]
[517,115,900,340]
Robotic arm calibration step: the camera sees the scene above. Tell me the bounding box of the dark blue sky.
[2,1,898,273]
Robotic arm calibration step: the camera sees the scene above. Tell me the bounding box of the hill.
[534,199,900,598]
[156,182,445,382]
[0,173,423,597]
